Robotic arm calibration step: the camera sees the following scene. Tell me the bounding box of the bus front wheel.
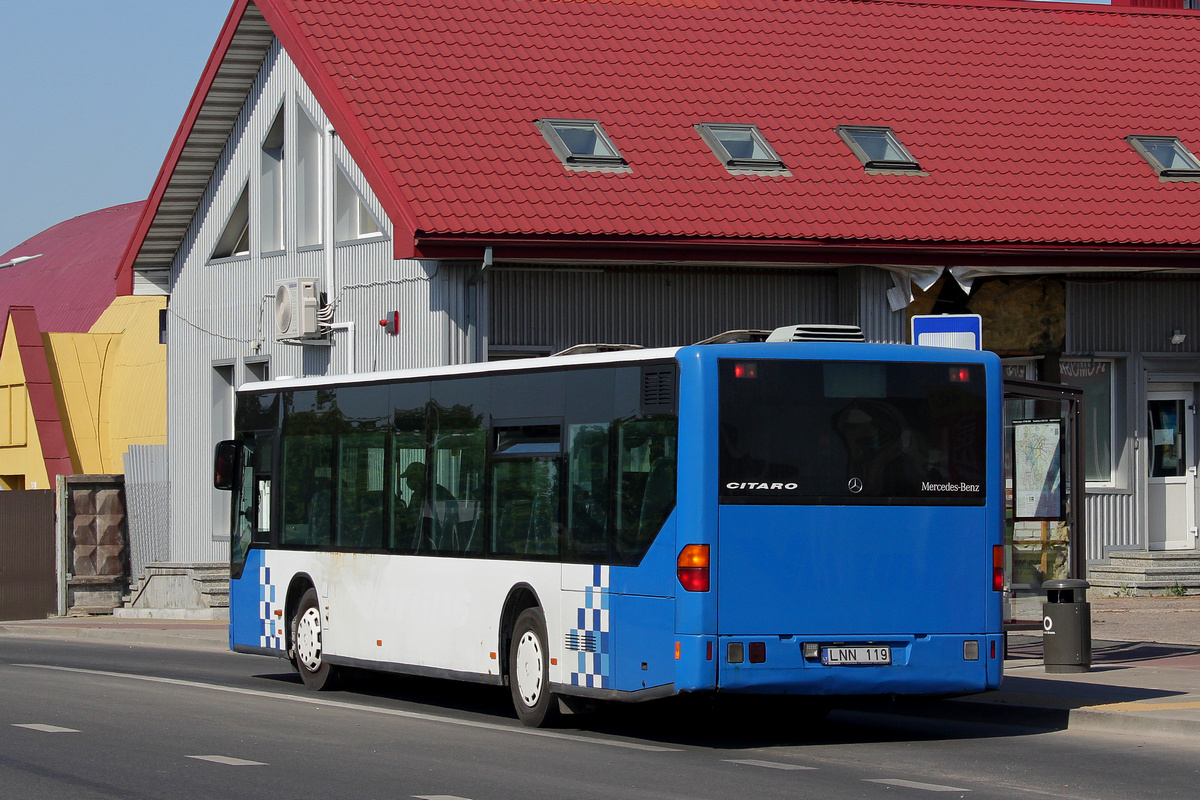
[509,607,559,727]
[291,588,340,691]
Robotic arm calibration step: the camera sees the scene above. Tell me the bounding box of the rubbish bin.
[1042,578,1091,673]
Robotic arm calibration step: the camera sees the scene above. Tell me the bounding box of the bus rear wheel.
[291,588,340,691]
[509,607,559,727]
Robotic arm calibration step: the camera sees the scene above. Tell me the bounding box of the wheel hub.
[514,630,543,706]
[295,607,323,671]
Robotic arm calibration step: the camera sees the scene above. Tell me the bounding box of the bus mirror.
[213,440,240,491]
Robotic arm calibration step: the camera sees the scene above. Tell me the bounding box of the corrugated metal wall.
[1068,275,1200,559]
[124,444,170,579]
[1069,276,1200,356]
[489,267,843,351]
[165,41,476,564]
[0,489,56,621]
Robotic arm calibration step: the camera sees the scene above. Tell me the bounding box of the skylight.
[536,119,628,169]
[1127,136,1200,179]
[695,123,786,172]
[836,125,922,172]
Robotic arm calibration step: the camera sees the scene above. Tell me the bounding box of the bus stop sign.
[911,314,982,350]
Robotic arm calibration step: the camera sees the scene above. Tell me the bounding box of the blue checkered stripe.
[570,565,611,689]
[259,565,282,650]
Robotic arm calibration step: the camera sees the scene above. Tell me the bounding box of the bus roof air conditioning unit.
[274,277,322,340]
[766,324,865,343]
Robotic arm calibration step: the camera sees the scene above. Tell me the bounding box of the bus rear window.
[719,359,987,505]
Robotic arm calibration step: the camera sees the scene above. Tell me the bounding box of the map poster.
[1013,419,1064,521]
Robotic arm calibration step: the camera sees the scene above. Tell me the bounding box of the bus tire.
[508,607,559,727]
[291,588,340,691]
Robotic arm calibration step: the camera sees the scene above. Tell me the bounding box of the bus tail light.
[993,545,1004,591]
[677,544,710,592]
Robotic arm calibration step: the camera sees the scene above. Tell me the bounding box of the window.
[1127,136,1200,179]
[270,364,677,564]
[535,119,629,169]
[211,183,250,260]
[719,359,987,504]
[1059,360,1114,482]
[296,106,322,247]
[260,107,285,253]
[335,166,382,242]
[836,125,922,172]
[491,424,563,558]
[695,123,786,172]
[0,384,27,446]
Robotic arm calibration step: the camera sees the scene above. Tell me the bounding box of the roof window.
[836,125,922,172]
[695,123,787,173]
[1127,136,1200,179]
[536,119,628,170]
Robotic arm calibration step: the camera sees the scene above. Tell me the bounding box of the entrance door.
[1147,386,1196,551]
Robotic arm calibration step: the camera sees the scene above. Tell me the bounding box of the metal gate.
[0,489,56,621]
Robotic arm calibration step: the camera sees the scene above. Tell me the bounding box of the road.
[1,636,1197,799]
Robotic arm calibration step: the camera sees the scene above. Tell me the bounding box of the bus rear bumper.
[709,633,1004,696]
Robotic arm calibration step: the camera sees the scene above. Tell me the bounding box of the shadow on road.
[252,666,1059,749]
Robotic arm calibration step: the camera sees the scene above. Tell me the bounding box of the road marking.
[187,755,267,766]
[14,664,680,753]
[724,759,817,771]
[864,778,970,792]
[12,723,80,733]
[414,796,474,800]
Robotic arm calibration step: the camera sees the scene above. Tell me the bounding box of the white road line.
[724,759,817,771]
[13,664,680,753]
[187,755,267,766]
[12,723,80,733]
[414,795,475,800]
[864,778,971,792]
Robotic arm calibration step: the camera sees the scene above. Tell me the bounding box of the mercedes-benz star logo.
[848,477,863,494]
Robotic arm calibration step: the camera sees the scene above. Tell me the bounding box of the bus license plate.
[821,646,891,666]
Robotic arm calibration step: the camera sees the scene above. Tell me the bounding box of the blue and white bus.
[215,336,1004,726]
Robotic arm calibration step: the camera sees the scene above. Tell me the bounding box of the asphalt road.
[1,636,1198,800]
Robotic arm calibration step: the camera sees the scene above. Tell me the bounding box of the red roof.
[133,0,1200,267]
[1,202,144,333]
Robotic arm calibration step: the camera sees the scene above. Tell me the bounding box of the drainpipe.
[322,124,336,306]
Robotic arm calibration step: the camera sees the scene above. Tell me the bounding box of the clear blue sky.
[0,0,232,254]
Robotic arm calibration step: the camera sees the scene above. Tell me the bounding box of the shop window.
[1059,360,1114,482]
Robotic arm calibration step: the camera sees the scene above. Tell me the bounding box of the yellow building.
[0,203,165,489]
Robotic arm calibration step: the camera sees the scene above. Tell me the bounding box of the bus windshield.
[719,358,987,504]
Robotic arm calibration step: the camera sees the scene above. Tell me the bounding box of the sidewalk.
[0,616,229,651]
[2,596,1199,739]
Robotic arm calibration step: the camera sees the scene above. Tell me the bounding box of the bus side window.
[565,423,609,557]
[392,436,426,554]
[337,432,386,550]
[430,428,486,556]
[490,424,562,560]
[614,418,678,561]
[281,434,334,547]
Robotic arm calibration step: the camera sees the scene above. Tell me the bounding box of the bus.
[215,336,1004,727]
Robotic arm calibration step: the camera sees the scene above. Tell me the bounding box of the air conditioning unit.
[766,324,866,343]
[274,277,322,340]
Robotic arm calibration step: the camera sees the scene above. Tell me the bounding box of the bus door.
[226,433,280,652]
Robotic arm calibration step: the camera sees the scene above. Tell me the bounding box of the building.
[118,0,1200,599]
[1,202,166,490]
